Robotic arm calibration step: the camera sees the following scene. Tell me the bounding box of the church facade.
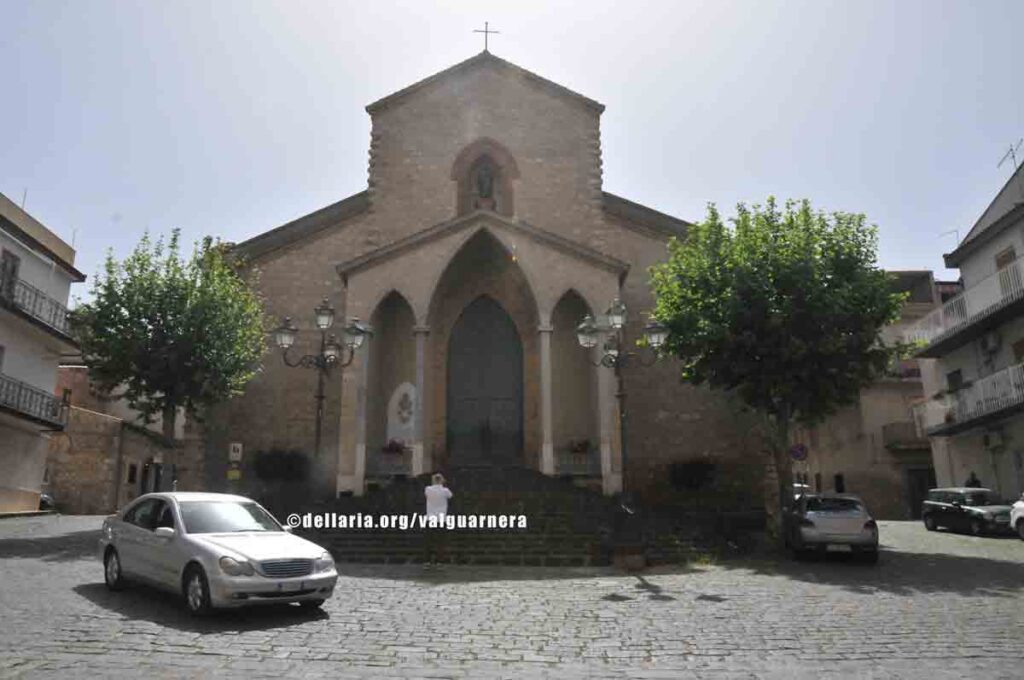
[208,52,765,505]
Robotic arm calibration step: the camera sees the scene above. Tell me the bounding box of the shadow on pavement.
[0,529,101,562]
[73,582,328,633]
[336,546,1024,599]
[712,546,1024,598]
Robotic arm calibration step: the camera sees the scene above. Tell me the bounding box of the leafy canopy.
[71,230,266,430]
[649,198,904,427]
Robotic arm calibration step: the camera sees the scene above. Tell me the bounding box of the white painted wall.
[0,229,73,306]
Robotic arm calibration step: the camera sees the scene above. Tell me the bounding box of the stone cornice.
[335,211,629,282]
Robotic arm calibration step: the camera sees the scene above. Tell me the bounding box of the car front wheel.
[970,519,985,537]
[923,515,937,531]
[183,565,212,616]
[104,548,125,591]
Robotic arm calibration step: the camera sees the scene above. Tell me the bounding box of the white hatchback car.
[98,492,337,615]
[1012,493,1024,540]
[785,493,879,563]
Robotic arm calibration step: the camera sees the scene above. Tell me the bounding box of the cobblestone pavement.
[1,516,1022,679]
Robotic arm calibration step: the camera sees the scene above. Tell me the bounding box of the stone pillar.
[353,340,370,496]
[596,355,622,495]
[412,325,429,476]
[539,324,555,475]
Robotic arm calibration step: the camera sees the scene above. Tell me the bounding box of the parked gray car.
[98,492,337,615]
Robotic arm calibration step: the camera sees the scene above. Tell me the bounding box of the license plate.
[826,544,852,553]
[277,580,303,592]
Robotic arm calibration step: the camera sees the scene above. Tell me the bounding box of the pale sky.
[3,0,1022,297]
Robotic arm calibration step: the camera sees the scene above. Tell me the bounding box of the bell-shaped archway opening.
[366,291,416,477]
[551,290,599,475]
[427,229,539,471]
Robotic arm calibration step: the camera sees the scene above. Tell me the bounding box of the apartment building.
[792,271,943,519]
[910,163,1024,502]
[0,193,83,512]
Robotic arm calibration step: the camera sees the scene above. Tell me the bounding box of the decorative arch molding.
[451,137,520,218]
[366,287,417,329]
[423,226,541,327]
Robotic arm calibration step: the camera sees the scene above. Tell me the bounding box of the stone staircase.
[294,466,711,566]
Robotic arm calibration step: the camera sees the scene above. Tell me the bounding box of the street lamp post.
[575,298,668,497]
[273,298,369,459]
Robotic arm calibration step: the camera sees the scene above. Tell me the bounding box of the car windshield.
[963,491,1002,506]
[179,501,282,534]
[805,497,864,514]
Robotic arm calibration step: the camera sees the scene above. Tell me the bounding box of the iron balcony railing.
[903,255,1024,347]
[0,278,72,336]
[913,362,1024,435]
[0,372,66,428]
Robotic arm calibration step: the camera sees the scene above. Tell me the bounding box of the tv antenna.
[998,138,1024,199]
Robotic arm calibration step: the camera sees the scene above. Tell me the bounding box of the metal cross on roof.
[474,21,499,52]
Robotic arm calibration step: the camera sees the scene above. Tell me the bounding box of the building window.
[0,249,20,298]
[127,464,138,484]
[814,473,822,492]
[995,246,1016,271]
[1013,339,1024,364]
[834,473,846,493]
[946,369,964,392]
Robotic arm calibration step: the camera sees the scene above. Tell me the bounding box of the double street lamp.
[273,299,369,458]
[575,298,668,495]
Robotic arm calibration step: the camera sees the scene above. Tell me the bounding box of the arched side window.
[451,138,519,218]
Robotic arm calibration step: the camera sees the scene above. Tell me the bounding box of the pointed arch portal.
[446,295,524,465]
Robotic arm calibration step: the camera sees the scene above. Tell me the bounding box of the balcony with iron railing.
[881,421,930,452]
[0,371,67,428]
[913,362,1024,437]
[0,277,75,343]
[903,256,1024,357]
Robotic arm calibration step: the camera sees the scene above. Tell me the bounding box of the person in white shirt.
[424,473,452,565]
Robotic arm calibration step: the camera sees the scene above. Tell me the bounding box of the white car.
[98,492,337,615]
[785,493,879,563]
[1012,493,1024,540]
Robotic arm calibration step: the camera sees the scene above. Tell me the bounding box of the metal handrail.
[0,277,71,335]
[904,256,1024,346]
[914,362,1024,433]
[0,372,66,427]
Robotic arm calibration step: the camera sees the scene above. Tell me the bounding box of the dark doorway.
[906,467,937,519]
[447,296,523,466]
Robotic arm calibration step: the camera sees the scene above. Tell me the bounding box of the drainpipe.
[111,420,126,512]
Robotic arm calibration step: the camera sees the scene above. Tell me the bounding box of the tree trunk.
[162,404,177,441]
[763,409,794,549]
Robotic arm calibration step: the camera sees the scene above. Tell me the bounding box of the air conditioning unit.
[983,431,1003,449]
[980,332,1001,354]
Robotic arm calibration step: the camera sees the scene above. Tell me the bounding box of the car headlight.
[314,551,335,573]
[219,556,255,576]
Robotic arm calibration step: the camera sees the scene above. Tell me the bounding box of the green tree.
[649,198,905,541]
[71,230,266,440]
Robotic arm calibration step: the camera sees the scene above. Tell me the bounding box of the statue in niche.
[473,161,497,210]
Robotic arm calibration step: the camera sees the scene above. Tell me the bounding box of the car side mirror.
[951,500,962,509]
[154,526,175,538]
[282,525,293,533]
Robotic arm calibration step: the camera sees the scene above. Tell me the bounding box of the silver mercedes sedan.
[98,492,337,615]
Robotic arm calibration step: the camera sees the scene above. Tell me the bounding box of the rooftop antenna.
[939,228,960,245]
[998,138,1024,199]
[20,188,27,210]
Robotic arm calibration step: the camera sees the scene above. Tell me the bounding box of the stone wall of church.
[591,213,769,509]
[367,64,605,243]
